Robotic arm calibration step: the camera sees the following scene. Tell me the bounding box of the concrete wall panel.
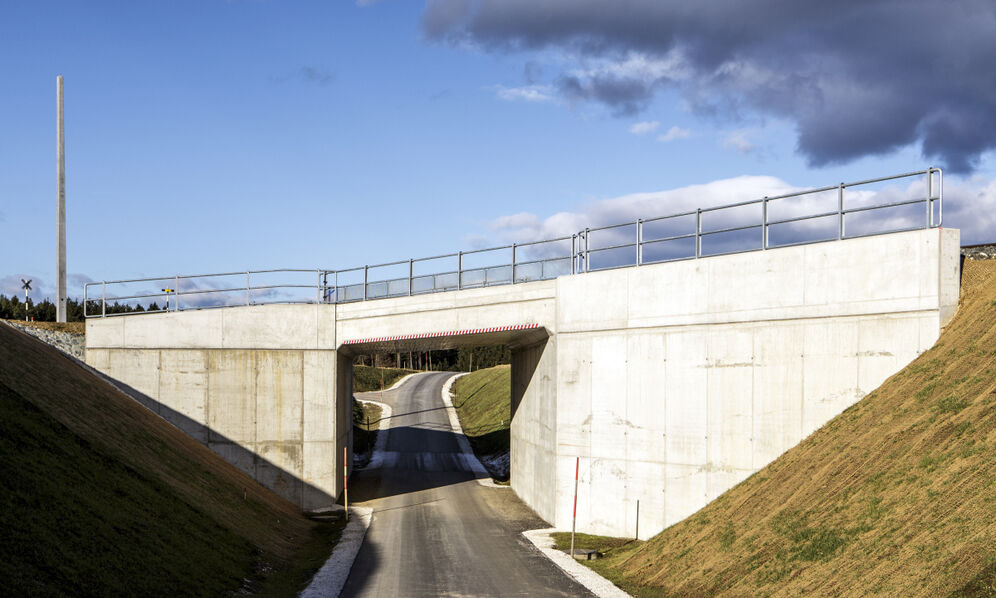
[158,350,209,443]
[206,350,256,444]
[255,351,304,444]
[124,310,223,348]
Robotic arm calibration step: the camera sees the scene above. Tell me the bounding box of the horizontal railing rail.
[85,167,942,317]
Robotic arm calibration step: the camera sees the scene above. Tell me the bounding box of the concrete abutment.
[85,228,960,538]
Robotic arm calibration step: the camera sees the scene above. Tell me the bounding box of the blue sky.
[2,1,995,301]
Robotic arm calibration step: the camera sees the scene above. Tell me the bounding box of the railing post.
[695,210,702,258]
[838,183,845,240]
[363,265,368,301]
[636,219,643,265]
[316,270,321,304]
[174,275,179,312]
[408,259,413,296]
[584,228,590,272]
[926,168,932,228]
[762,197,768,250]
[101,282,106,317]
[246,271,250,306]
[571,234,577,275]
[334,270,338,303]
[937,168,943,227]
[458,251,463,289]
[512,243,517,283]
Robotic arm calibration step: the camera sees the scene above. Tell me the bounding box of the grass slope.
[3,318,84,335]
[0,323,342,596]
[451,365,511,459]
[352,365,416,393]
[569,258,996,597]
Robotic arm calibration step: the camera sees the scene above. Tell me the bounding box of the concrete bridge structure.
[85,227,960,539]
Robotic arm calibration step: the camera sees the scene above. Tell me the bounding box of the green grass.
[451,365,511,461]
[0,321,344,596]
[550,532,646,595]
[353,365,416,392]
[353,400,383,455]
[0,381,252,596]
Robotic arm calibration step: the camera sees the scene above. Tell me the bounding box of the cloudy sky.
[2,0,995,301]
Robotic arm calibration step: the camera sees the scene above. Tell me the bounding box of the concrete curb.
[298,506,373,598]
[300,395,396,596]
[439,373,508,488]
[522,528,631,598]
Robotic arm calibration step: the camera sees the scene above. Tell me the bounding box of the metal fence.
[84,167,942,317]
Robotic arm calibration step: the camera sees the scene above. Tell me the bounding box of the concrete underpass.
[85,227,961,540]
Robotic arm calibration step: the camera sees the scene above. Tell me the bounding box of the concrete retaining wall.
[86,305,346,510]
[551,227,960,537]
[86,227,960,535]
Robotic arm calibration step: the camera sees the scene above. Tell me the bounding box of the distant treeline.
[0,294,162,322]
[355,344,511,372]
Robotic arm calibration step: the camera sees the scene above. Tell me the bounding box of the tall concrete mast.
[56,75,66,322]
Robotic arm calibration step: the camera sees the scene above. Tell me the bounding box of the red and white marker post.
[343,446,349,522]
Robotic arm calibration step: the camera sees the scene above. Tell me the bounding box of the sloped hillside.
[583,258,996,597]
[0,323,341,596]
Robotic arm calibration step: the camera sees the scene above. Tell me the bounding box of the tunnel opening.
[336,325,550,494]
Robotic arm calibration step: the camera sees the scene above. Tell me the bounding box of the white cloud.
[657,126,691,142]
[721,130,756,154]
[629,120,660,135]
[492,84,556,103]
[482,172,996,262]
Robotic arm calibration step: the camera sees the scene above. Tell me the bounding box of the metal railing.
[85,167,942,317]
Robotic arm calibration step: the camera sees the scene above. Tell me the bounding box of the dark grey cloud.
[422,0,996,173]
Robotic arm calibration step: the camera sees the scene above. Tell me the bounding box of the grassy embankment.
[552,258,996,597]
[0,322,344,596]
[451,365,511,473]
[352,365,414,454]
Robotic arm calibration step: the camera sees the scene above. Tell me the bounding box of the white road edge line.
[522,528,632,598]
[439,373,508,488]
[298,506,373,598]
[385,372,419,391]
[300,399,395,596]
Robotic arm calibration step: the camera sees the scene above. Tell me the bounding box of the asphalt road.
[341,372,594,597]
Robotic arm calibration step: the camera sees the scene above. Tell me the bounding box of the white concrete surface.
[299,506,373,598]
[85,228,960,538]
[522,528,631,598]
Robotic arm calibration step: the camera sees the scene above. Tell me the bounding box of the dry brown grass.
[589,259,996,597]
[3,318,84,335]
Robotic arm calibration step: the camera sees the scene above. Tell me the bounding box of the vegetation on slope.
[562,258,996,597]
[2,318,85,335]
[451,365,511,463]
[352,365,415,393]
[0,323,343,596]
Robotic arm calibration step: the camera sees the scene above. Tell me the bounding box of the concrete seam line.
[298,505,373,598]
[439,373,508,488]
[522,528,632,598]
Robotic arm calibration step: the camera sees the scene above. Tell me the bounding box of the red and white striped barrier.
[342,323,540,345]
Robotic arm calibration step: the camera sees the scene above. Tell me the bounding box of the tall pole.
[56,75,67,323]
